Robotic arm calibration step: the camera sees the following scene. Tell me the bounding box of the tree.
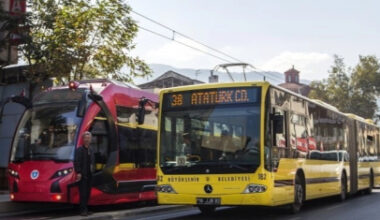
[20,0,151,84]
[309,55,380,119]
[351,55,380,95]
[350,55,380,118]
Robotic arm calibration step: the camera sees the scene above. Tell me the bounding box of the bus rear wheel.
[289,175,304,214]
[365,172,374,194]
[339,173,347,201]
[198,205,216,215]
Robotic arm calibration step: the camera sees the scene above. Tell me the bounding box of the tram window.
[117,106,158,168]
[116,106,137,123]
[90,112,109,171]
[213,123,222,137]
[118,126,157,167]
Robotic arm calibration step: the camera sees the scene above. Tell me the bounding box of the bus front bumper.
[157,192,274,206]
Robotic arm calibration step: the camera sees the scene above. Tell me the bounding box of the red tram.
[4,79,158,205]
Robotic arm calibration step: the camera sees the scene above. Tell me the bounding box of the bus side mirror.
[272,114,284,134]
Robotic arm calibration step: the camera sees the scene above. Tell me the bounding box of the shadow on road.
[169,191,379,220]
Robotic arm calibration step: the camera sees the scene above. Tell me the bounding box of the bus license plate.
[196,198,221,205]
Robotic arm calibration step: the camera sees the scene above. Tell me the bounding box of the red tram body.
[6,79,158,205]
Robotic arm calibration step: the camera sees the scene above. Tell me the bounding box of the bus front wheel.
[198,205,216,215]
[289,175,304,214]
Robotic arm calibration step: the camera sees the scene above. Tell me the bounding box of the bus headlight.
[8,169,19,179]
[243,184,267,193]
[50,168,73,179]
[156,184,177,194]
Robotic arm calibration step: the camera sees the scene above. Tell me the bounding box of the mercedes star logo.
[204,184,213,194]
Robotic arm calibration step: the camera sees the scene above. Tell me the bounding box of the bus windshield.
[10,103,82,162]
[160,103,261,174]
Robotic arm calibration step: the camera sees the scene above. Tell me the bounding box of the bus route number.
[171,94,183,106]
[258,173,266,180]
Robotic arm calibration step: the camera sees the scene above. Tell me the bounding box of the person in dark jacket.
[74,131,94,216]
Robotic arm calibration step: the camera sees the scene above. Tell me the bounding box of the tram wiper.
[12,158,25,163]
[52,158,71,163]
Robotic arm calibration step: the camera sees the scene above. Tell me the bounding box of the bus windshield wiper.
[226,162,249,171]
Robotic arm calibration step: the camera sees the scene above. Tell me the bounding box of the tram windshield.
[10,103,82,162]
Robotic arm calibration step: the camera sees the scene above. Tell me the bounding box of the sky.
[128,0,380,81]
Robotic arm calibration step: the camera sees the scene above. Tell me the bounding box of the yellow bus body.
[157,81,380,207]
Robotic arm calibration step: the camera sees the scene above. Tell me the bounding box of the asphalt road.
[2,189,380,220]
[117,189,380,220]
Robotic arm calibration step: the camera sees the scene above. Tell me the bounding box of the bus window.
[290,114,308,157]
[90,112,109,172]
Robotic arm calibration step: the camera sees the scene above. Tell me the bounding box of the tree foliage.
[20,0,151,84]
[309,55,380,119]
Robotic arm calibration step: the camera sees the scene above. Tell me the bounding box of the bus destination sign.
[163,87,260,109]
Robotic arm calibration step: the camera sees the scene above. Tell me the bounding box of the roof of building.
[138,70,203,89]
[284,65,300,74]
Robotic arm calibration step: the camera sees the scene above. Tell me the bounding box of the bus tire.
[289,174,304,214]
[339,172,347,201]
[198,205,216,215]
[365,171,374,194]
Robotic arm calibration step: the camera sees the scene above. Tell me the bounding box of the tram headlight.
[156,184,177,194]
[51,167,73,179]
[242,184,267,193]
[8,169,19,178]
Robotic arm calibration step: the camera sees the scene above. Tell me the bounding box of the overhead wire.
[132,10,284,83]
[137,26,232,63]
[131,10,245,63]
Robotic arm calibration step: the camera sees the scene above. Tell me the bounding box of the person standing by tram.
[74,131,95,216]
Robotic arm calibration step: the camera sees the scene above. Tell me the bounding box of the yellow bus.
[156,81,380,214]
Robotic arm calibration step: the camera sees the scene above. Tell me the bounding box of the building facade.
[0,64,51,189]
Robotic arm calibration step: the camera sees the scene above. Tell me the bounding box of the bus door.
[269,108,288,171]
